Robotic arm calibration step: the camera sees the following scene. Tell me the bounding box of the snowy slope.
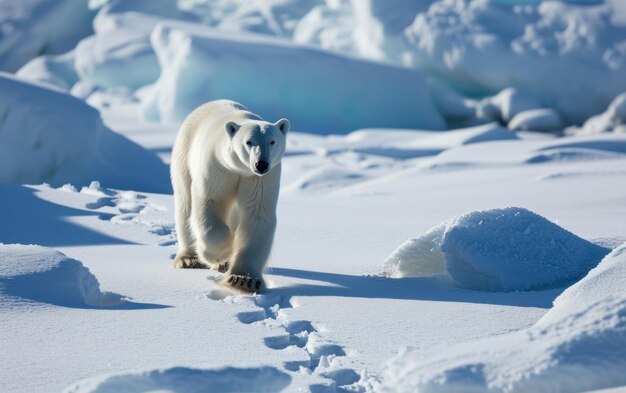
[0,72,169,192]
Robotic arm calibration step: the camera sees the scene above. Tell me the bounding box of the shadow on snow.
[267,267,561,308]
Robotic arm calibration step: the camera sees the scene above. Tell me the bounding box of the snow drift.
[140,21,445,133]
[63,366,291,393]
[0,72,170,193]
[380,242,626,393]
[0,244,123,308]
[384,207,609,291]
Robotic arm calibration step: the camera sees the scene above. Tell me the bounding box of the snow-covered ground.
[2,1,626,392]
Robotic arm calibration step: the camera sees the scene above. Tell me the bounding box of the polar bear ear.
[275,118,290,135]
[225,121,240,138]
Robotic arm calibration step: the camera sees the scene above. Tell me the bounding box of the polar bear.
[170,100,289,292]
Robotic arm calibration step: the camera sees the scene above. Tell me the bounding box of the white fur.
[171,100,289,282]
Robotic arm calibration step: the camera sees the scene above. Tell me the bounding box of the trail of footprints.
[83,183,176,246]
[226,293,363,392]
[83,184,363,391]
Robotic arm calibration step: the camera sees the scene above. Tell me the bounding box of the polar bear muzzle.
[255,160,270,175]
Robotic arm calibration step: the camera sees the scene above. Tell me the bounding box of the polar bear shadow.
[266,267,560,308]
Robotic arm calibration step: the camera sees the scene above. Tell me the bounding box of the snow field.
[0,1,626,392]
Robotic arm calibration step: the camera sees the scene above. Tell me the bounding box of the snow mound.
[0,72,170,193]
[63,366,291,393]
[141,22,445,133]
[384,207,609,291]
[380,242,626,393]
[0,0,94,72]
[0,244,123,308]
[571,92,626,135]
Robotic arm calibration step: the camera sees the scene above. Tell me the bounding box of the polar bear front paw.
[172,254,204,269]
[223,274,262,293]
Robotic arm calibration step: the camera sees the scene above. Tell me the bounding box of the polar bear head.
[225,118,289,176]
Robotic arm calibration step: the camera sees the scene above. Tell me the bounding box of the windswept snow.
[140,22,445,133]
[380,242,626,393]
[63,366,291,393]
[384,207,609,291]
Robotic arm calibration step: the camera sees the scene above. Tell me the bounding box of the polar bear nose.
[255,160,269,174]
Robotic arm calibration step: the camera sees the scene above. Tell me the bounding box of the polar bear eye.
[246,141,252,146]
[270,140,276,145]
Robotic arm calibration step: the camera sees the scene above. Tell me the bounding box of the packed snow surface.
[381,242,626,393]
[1,125,625,392]
[385,207,610,291]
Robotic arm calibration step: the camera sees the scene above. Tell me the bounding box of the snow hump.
[0,244,123,308]
[384,207,609,291]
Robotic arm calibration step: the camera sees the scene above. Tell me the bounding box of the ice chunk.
[350,0,434,61]
[294,0,435,62]
[477,88,543,124]
[380,242,626,393]
[385,207,609,291]
[571,92,626,135]
[293,1,357,55]
[74,12,163,90]
[508,108,564,133]
[141,22,445,133]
